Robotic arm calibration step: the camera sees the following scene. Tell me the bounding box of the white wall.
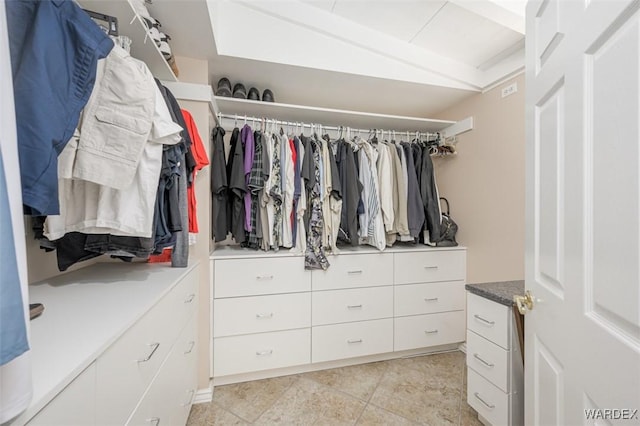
[435,74,526,284]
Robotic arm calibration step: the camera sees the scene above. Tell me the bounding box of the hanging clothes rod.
[216,113,442,141]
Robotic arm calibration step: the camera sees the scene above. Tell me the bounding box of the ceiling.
[155,0,526,118]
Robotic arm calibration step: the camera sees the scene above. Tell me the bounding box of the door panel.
[526,0,640,424]
[587,12,640,342]
[535,80,565,297]
[534,0,563,69]
[533,335,564,425]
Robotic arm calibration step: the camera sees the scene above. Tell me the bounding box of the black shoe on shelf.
[233,83,247,99]
[216,77,232,97]
[262,88,274,102]
[248,87,260,101]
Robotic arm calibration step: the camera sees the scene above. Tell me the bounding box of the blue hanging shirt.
[0,151,29,366]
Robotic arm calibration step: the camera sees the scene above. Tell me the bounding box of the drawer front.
[466,330,509,393]
[27,363,96,426]
[96,268,198,426]
[467,369,510,426]
[394,281,465,316]
[214,293,311,337]
[312,253,393,290]
[393,311,466,351]
[214,257,311,298]
[467,292,511,350]
[127,314,198,426]
[312,286,393,326]
[312,318,393,363]
[214,328,310,377]
[394,250,466,285]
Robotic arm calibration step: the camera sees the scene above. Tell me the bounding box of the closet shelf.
[77,0,178,82]
[214,96,456,133]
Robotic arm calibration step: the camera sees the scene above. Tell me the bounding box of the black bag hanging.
[436,197,458,247]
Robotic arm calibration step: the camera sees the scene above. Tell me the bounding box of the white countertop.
[17,262,199,423]
[210,243,466,260]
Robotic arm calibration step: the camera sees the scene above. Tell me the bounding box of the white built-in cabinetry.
[211,246,466,384]
[12,263,199,426]
[466,292,524,426]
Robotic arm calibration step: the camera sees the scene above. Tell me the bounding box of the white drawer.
[394,250,466,285]
[312,253,393,290]
[126,316,197,426]
[467,369,510,426]
[393,311,465,351]
[169,314,199,426]
[467,330,509,393]
[467,292,511,350]
[214,293,311,337]
[95,269,197,425]
[394,281,465,316]
[27,363,96,426]
[214,257,311,297]
[312,286,393,326]
[214,328,310,377]
[312,318,393,363]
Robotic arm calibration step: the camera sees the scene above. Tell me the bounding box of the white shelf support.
[160,81,220,125]
[442,117,474,139]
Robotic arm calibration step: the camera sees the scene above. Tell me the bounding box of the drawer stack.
[26,265,200,426]
[465,292,524,426]
[311,253,394,363]
[212,256,312,377]
[211,247,467,382]
[393,251,466,351]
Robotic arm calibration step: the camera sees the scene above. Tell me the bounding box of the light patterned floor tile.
[301,361,389,401]
[369,353,464,424]
[356,403,417,425]
[212,375,298,422]
[254,377,366,425]
[188,352,475,425]
[186,402,249,425]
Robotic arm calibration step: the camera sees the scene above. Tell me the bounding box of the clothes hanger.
[234,114,238,128]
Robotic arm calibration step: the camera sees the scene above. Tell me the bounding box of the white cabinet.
[18,263,200,426]
[394,311,466,351]
[312,318,394,363]
[127,313,198,426]
[311,253,393,290]
[26,364,96,426]
[466,292,523,426]
[214,329,311,376]
[211,247,467,382]
[312,286,393,326]
[214,256,311,297]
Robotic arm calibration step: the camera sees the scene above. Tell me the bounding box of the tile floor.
[187,350,484,425]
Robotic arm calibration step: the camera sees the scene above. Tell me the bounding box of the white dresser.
[465,283,524,426]
[210,245,467,384]
[12,262,200,426]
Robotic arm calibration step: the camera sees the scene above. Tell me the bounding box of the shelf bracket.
[442,116,473,139]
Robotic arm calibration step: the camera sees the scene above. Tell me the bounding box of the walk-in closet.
[4,1,639,425]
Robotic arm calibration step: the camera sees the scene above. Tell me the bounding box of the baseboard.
[193,381,214,404]
[458,342,467,354]
[212,343,463,386]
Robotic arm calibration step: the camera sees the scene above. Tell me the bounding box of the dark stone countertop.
[465,280,525,307]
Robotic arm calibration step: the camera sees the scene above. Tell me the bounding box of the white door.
[526,0,640,424]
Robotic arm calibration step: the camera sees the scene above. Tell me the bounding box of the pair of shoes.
[245,87,274,102]
[215,78,275,102]
[247,88,274,102]
[142,17,172,60]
